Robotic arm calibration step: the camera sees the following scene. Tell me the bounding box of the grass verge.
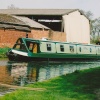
[0,48,9,58]
[0,67,100,100]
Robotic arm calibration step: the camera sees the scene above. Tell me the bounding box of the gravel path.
[0,83,45,91]
[0,83,45,97]
[0,89,15,96]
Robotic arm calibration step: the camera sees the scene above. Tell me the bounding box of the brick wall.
[0,29,66,48]
[0,29,32,47]
[31,29,66,42]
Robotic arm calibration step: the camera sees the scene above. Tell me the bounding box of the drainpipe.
[26,33,28,38]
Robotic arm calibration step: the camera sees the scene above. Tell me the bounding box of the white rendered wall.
[63,11,90,44]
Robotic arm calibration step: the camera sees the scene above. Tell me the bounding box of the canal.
[0,60,100,86]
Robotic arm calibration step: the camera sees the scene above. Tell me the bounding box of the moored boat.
[6,38,100,61]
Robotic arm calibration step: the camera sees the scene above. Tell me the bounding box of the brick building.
[0,9,90,48]
[0,14,31,47]
[13,16,66,42]
[0,9,90,44]
[0,13,66,47]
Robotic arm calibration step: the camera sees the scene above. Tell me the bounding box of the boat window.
[26,41,38,53]
[60,45,64,52]
[79,47,81,52]
[90,48,92,52]
[17,39,21,44]
[14,44,20,50]
[69,46,74,52]
[13,43,27,52]
[28,43,33,51]
[13,39,27,52]
[47,44,51,51]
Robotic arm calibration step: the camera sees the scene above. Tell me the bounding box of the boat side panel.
[40,42,56,53]
[56,43,77,54]
[96,46,100,55]
[77,45,96,54]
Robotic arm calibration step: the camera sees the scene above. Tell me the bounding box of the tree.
[81,10,100,43]
[7,4,19,9]
[80,10,93,20]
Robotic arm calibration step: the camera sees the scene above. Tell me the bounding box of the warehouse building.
[0,9,90,44]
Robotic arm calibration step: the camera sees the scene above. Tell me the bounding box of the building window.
[70,46,74,52]
[47,44,51,51]
[60,45,64,52]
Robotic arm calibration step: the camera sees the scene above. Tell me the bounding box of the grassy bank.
[0,48,9,58]
[0,67,100,100]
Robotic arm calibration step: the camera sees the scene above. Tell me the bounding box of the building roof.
[0,14,26,25]
[0,14,31,32]
[13,16,50,29]
[0,9,78,15]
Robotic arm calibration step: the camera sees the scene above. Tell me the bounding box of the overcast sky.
[0,0,99,18]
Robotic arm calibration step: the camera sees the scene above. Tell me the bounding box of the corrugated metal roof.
[0,9,78,15]
[0,14,31,32]
[0,23,31,32]
[0,14,26,25]
[13,16,50,29]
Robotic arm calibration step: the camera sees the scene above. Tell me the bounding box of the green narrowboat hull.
[6,37,100,61]
[7,50,100,61]
[30,53,99,59]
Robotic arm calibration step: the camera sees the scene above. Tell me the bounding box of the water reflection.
[0,60,100,86]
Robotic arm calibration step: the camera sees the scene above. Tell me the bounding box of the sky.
[0,0,99,19]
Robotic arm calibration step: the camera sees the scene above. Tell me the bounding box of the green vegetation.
[0,67,100,100]
[90,36,100,44]
[0,48,9,58]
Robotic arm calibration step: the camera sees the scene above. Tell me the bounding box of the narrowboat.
[6,37,100,61]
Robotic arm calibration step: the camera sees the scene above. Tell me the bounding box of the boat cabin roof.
[21,38,99,47]
[21,38,80,44]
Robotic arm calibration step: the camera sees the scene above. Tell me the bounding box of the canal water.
[0,60,100,86]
